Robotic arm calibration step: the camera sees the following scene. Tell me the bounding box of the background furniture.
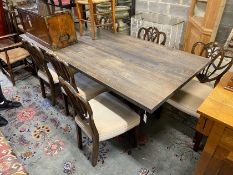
[17,2,77,50]
[0,8,30,86]
[59,77,140,166]
[183,0,226,53]
[21,31,209,114]
[167,42,233,151]
[194,72,233,175]
[137,26,166,45]
[75,0,116,39]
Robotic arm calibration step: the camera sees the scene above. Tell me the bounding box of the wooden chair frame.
[0,9,30,85]
[47,53,77,115]
[137,26,167,45]
[22,40,57,106]
[59,76,99,166]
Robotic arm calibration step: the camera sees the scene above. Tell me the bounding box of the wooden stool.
[75,0,116,39]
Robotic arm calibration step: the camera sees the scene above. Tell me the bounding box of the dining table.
[21,31,210,113]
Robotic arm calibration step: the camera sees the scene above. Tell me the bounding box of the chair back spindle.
[47,54,76,88]
[137,27,166,45]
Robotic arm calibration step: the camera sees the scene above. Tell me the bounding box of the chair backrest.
[137,27,166,45]
[3,7,19,36]
[22,40,54,83]
[192,42,233,85]
[47,53,77,89]
[58,76,99,139]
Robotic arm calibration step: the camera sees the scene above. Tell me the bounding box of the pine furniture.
[183,0,226,53]
[75,0,116,39]
[20,31,210,114]
[194,72,233,175]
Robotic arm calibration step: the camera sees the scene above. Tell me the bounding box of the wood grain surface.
[21,31,209,113]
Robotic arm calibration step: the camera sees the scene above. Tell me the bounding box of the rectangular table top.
[21,31,209,113]
[198,72,233,129]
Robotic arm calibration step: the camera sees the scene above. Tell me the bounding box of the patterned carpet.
[0,69,201,175]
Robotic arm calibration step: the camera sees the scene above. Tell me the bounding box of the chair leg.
[110,0,116,33]
[39,78,46,98]
[88,1,96,40]
[50,84,56,106]
[93,4,99,26]
[76,125,83,149]
[8,63,15,86]
[91,139,99,166]
[62,93,69,116]
[76,4,84,36]
[132,126,139,148]
[193,131,203,152]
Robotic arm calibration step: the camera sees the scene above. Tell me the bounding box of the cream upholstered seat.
[61,72,107,100]
[76,92,140,141]
[37,63,59,84]
[74,72,107,100]
[0,47,30,64]
[167,79,212,118]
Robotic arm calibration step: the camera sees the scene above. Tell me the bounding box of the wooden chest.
[17,2,77,50]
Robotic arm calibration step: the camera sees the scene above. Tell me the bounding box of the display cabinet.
[183,0,226,53]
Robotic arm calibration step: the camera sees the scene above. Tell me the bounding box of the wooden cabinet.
[17,2,77,50]
[183,0,226,53]
[195,72,233,175]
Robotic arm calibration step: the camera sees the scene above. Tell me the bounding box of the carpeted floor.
[0,69,201,175]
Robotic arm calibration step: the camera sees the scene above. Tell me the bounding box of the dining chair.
[137,26,167,45]
[167,42,233,151]
[47,54,107,115]
[0,9,30,86]
[75,0,116,39]
[59,76,140,166]
[22,40,59,106]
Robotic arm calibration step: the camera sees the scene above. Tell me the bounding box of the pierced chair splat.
[137,26,166,45]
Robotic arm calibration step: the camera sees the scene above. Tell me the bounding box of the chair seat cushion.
[0,47,30,64]
[74,72,107,100]
[167,79,213,118]
[37,63,59,84]
[82,92,140,141]
[77,0,110,4]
